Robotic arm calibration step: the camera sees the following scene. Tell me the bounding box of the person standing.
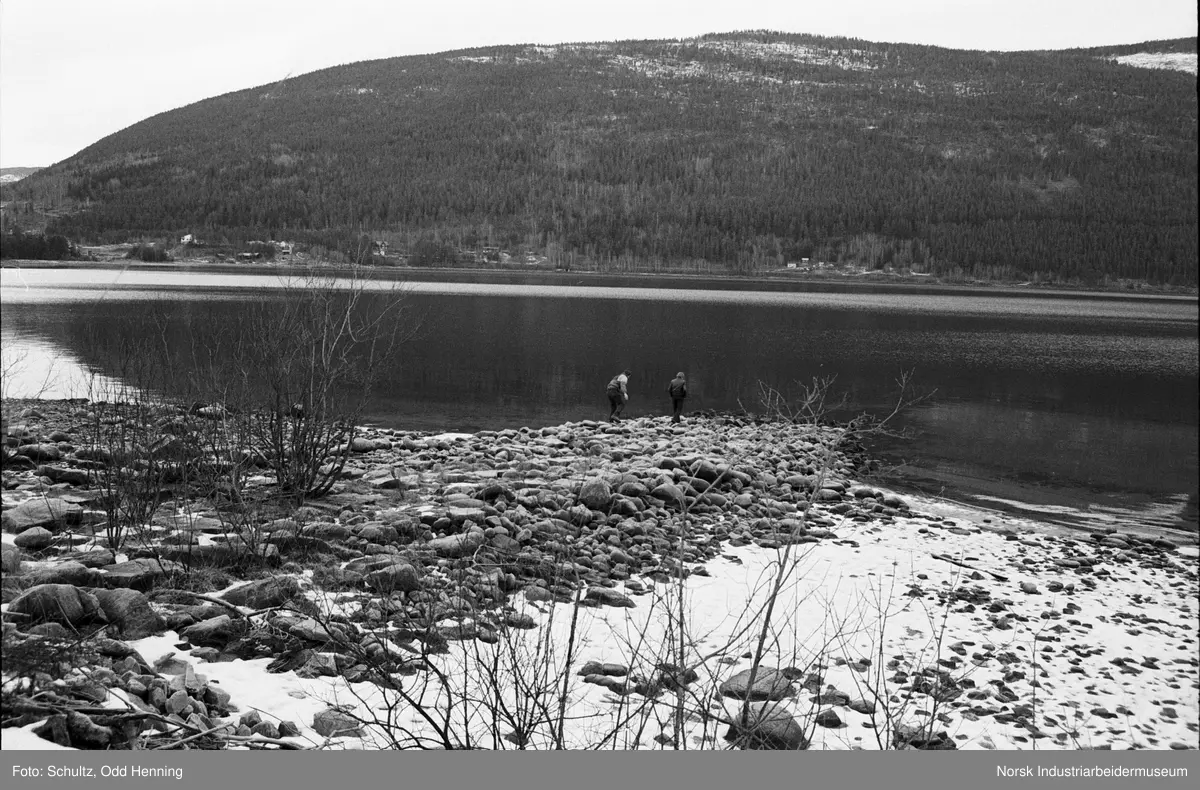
[607,369,631,422]
[667,371,688,423]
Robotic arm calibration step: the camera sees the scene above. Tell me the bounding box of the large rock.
[8,584,108,629]
[427,531,484,558]
[725,701,809,750]
[92,588,164,639]
[62,549,117,568]
[36,465,91,487]
[313,708,363,738]
[24,561,102,587]
[447,506,486,525]
[578,478,613,511]
[15,443,62,462]
[719,667,795,701]
[180,615,240,648]
[1,498,83,533]
[649,483,686,507]
[364,562,422,593]
[220,577,301,609]
[1,543,23,574]
[583,587,636,608]
[689,460,723,484]
[13,526,55,550]
[100,558,185,589]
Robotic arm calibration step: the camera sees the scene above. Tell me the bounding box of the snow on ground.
[11,496,1186,752]
[696,40,877,72]
[2,723,79,750]
[1110,52,1198,75]
[3,461,1195,752]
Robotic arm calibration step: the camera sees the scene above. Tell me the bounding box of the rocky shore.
[1,398,1197,751]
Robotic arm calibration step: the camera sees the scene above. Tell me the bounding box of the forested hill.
[4,31,1197,285]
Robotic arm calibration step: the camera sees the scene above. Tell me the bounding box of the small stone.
[814,709,842,728]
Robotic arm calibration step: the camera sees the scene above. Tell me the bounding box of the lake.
[2,265,1197,534]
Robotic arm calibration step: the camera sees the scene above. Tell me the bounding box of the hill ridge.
[3,30,1196,286]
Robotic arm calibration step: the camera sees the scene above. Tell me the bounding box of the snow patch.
[696,39,876,72]
[1110,52,1198,75]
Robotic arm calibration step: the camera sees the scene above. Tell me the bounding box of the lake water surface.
[2,266,1196,534]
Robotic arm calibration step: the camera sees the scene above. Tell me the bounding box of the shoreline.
[3,258,1196,301]
[2,398,1197,751]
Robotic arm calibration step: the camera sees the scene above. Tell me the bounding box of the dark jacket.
[667,376,688,400]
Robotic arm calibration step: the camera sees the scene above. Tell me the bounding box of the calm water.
[2,266,1197,533]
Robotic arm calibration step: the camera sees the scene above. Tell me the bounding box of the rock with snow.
[180,615,239,648]
[24,561,101,587]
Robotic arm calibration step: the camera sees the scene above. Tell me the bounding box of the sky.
[0,0,1196,168]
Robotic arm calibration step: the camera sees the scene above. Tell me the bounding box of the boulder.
[893,723,957,750]
[725,701,809,750]
[814,709,842,728]
[649,483,686,507]
[689,460,722,484]
[36,465,91,487]
[100,558,185,590]
[92,588,164,639]
[8,584,107,629]
[25,561,104,587]
[364,562,422,593]
[427,531,484,558]
[578,478,613,510]
[313,708,363,738]
[15,443,62,463]
[1,543,23,574]
[719,667,795,701]
[1,498,83,533]
[65,711,113,748]
[220,577,301,609]
[13,526,55,550]
[447,506,486,525]
[180,615,240,648]
[583,587,636,608]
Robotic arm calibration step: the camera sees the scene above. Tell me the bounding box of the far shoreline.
[3,258,1197,301]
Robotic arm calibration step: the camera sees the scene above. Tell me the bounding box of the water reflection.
[2,269,1196,528]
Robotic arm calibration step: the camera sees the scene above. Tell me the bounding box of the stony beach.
[1,397,1197,751]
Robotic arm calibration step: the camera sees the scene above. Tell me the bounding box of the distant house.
[370,240,389,256]
[181,233,196,245]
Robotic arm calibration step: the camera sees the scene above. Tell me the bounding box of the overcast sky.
[1,0,1196,168]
